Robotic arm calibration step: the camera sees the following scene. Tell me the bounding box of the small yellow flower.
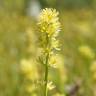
[47,81,56,90]
[51,38,60,50]
[49,56,57,68]
[20,59,39,80]
[49,55,65,68]
[78,45,95,59]
[20,59,33,75]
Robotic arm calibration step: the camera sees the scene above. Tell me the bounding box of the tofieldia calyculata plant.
[37,8,61,96]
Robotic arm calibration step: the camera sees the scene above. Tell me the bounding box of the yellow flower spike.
[38,8,61,96]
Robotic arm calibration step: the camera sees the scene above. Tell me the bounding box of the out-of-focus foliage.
[60,9,96,96]
[0,0,96,96]
[39,0,93,9]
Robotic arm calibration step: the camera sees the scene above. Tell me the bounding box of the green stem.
[44,53,49,96]
[44,33,50,96]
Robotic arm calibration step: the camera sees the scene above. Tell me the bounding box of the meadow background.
[0,0,96,96]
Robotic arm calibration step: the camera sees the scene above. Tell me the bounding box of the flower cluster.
[38,8,61,68]
[38,8,60,37]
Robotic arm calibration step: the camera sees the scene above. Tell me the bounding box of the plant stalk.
[44,52,49,96]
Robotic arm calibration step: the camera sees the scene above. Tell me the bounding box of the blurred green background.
[0,0,96,96]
